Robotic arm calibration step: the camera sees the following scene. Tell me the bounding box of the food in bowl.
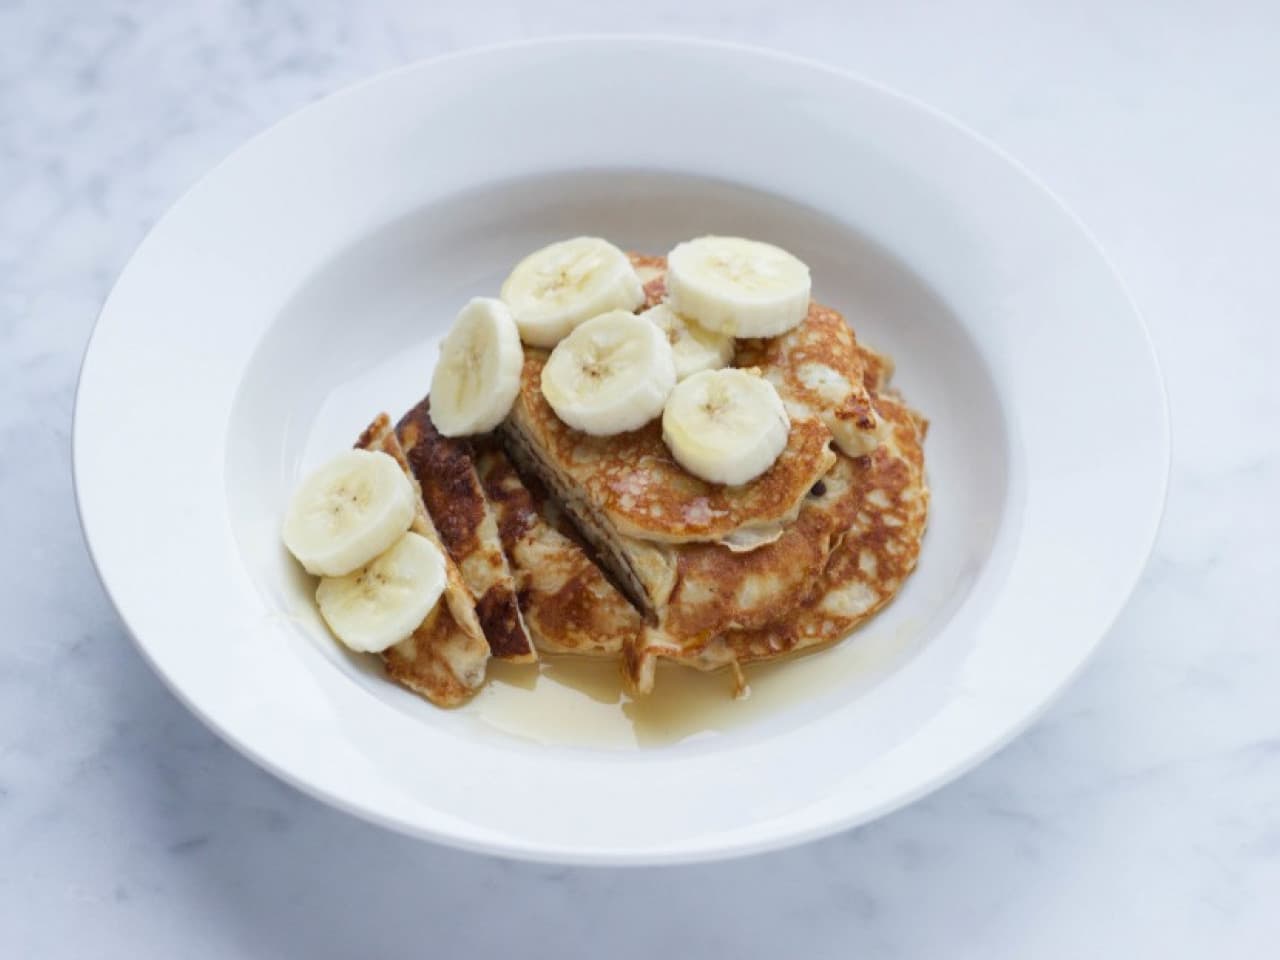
[282,236,929,706]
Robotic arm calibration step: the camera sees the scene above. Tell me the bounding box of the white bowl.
[74,37,1168,864]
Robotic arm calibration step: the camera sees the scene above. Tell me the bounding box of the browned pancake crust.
[510,351,835,543]
[738,301,886,453]
[625,386,927,687]
[658,452,864,640]
[396,398,534,662]
[355,414,490,706]
[705,391,925,663]
[474,443,642,656]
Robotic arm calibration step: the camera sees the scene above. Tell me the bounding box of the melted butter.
[470,618,923,750]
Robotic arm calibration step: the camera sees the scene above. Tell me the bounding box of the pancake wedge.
[355,414,490,705]
[396,397,535,663]
[473,442,642,657]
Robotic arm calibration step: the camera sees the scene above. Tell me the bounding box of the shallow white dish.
[74,37,1168,864]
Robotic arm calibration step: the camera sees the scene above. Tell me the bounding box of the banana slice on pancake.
[642,302,734,380]
[661,368,790,486]
[501,237,644,347]
[666,236,811,337]
[315,532,447,653]
[429,297,524,437]
[282,449,416,576]
[539,310,676,435]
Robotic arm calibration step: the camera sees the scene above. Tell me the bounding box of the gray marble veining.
[2,1,1277,956]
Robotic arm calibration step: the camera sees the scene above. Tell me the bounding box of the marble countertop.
[3,1,1277,956]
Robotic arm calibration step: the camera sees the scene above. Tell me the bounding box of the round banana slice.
[500,237,644,347]
[282,449,416,577]
[666,236,811,337]
[642,302,735,380]
[430,297,524,437]
[662,368,790,486]
[540,309,676,436]
[316,532,447,653]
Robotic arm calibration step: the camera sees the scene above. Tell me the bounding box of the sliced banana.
[667,236,811,337]
[282,449,416,576]
[316,532,447,653]
[540,309,676,435]
[500,237,644,347]
[642,303,734,380]
[662,368,790,486]
[429,297,524,437]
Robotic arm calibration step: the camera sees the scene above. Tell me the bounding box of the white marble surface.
[2,0,1277,955]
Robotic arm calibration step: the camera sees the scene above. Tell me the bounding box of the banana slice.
[662,368,790,486]
[642,303,735,380]
[540,309,676,435]
[500,237,644,347]
[282,449,416,576]
[429,297,524,437]
[316,532,447,653]
[667,236,811,337]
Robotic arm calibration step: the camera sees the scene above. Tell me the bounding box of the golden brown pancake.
[375,251,927,705]
[737,301,887,456]
[625,385,928,692]
[507,352,835,545]
[355,414,490,706]
[396,398,535,663]
[473,443,642,657]
[534,254,928,695]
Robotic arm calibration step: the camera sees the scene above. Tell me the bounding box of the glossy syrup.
[470,620,921,750]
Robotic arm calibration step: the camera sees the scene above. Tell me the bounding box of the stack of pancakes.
[359,255,928,705]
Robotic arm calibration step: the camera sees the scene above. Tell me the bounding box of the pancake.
[515,253,929,695]
[473,442,642,657]
[506,352,835,545]
[625,384,928,693]
[396,397,535,663]
[737,301,887,456]
[500,421,678,616]
[355,414,490,706]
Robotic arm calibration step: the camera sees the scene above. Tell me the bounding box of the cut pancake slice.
[356,414,490,706]
[499,418,677,617]
[473,441,642,657]
[396,397,535,663]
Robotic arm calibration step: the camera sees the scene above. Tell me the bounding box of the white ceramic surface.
[72,37,1166,864]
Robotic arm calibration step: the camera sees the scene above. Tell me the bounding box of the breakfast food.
[354,415,490,706]
[281,449,416,576]
[661,368,791,486]
[539,310,676,435]
[282,235,928,709]
[428,297,524,437]
[666,236,812,337]
[397,397,535,663]
[503,349,836,611]
[474,441,644,656]
[316,531,447,653]
[641,303,734,380]
[500,237,644,347]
